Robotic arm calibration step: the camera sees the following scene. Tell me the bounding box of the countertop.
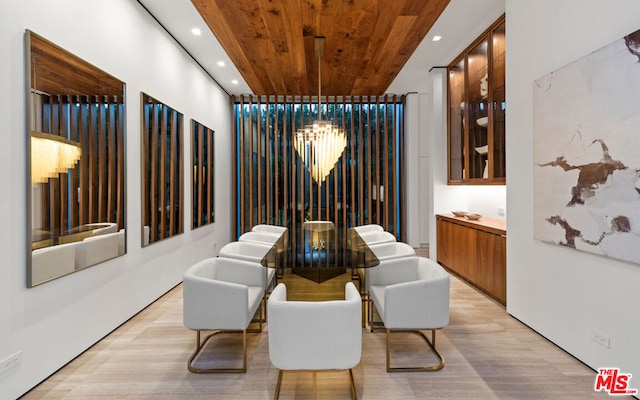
[436,214,506,236]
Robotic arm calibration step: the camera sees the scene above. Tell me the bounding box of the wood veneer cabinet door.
[436,215,506,306]
[475,230,506,304]
[436,218,476,282]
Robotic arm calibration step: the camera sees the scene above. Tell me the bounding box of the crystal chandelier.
[294,37,346,182]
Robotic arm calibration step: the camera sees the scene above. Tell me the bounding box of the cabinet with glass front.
[447,15,505,184]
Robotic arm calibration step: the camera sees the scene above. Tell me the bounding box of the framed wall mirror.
[141,93,184,246]
[27,30,127,287]
[191,120,215,229]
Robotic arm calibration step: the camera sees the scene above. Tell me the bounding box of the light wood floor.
[22,252,615,399]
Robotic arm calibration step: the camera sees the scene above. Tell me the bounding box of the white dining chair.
[267,282,362,399]
[368,256,450,372]
[182,257,266,373]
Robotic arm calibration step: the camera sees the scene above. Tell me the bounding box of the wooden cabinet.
[436,214,506,305]
[447,15,506,184]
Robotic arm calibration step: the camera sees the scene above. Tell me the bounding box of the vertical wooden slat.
[331,97,337,224]
[298,99,305,259]
[197,123,204,227]
[391,95,397,236]
[383,96,390,230]
[375,96,381,226]
[248,97,253,231]
[257,96,262,226]
[97,96,106,222]
[160,105,168,239]
[69,96,79,228]
[79,96,88,225]
[316,99,321,222]
[341,97,347,231]
[350,99,355,228]
[88,98,96,223]
[290,100,296,261]
[265,97,271,225]
[358,97,364,226]
[400,95,406,242]
[107,99,116,225]
[238,96,245,235]
[232,96,238,238]
[275,99,280,226]
[169,109,177,235]
[58,97,67,232]
[366,98,372,225]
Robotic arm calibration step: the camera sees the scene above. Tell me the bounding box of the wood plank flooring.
[22,250,617,399]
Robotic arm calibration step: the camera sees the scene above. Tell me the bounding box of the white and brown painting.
[533,28,640,265]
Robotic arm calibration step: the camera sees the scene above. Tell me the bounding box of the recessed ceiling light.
[432,35,442,42]
[217,61,225,67]
[231,79,239,85]
[191,28,202,36]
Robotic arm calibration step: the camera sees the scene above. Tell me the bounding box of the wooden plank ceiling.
[192,0,450,96]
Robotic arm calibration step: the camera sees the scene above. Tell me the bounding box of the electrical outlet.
[0,351,22,375]
[498,207,505,216]
[591,330,611,349]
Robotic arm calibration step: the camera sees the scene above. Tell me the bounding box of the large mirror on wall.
[27,30,127,287]
[141,93,184,246]
[191,120,215,229]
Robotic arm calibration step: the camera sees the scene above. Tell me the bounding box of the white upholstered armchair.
[267,282,362,399]
[218,241,276,289]
[368,256,450,372]
[182,257,266,373]
[353,224,384,234]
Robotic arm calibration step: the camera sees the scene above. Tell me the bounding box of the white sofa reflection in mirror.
[75,231,121,270]
[31,242,76,284]
[30,224,125,286]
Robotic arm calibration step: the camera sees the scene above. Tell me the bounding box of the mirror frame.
[26,30,127,287]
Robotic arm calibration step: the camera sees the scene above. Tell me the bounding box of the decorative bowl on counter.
[465,213,482,220]
[452,211,467,217]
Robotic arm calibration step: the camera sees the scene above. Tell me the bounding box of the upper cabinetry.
[448,15,505,185]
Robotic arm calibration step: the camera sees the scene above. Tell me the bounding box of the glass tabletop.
[260,223,380,283]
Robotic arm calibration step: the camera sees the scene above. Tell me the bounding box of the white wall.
[506,0,640,392]
[405,93,431,247]
[0,1,232,398]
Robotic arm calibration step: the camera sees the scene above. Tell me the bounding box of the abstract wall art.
[533,28,640,265]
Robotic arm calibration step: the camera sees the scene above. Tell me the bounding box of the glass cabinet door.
[446,14,505,185]
[491,20,506,179]
[467,39,489,180]
[448,58,465,181]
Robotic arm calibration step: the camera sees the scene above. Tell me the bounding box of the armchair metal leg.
[349,368,357,399]
[274,370,284,399]
[273,369,358,399]
[385,328,445,372]
[248,298,265,332]
[188,329,248,373]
